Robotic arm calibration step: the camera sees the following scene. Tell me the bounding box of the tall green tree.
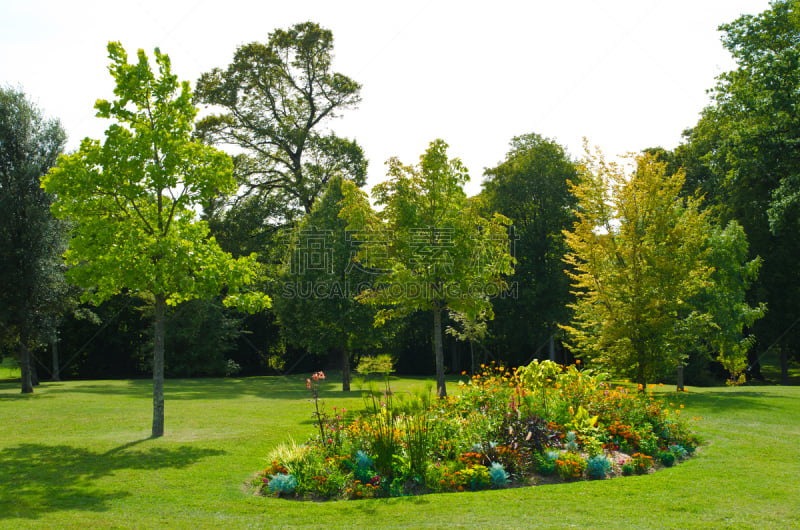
[480,133,579,365]
[274,176,384,390]
[562,148,762,386]
[194,21,366,227]
[0,86,67,393]
[681,0,800,364]
[340,140,515,397]
[43,43,270,437]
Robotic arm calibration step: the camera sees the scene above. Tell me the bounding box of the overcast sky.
[1,0,772,195]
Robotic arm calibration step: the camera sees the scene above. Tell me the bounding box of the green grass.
[1,373,799,529]
[0,357,20,381]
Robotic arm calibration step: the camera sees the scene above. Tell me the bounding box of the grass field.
[2,373,799,529]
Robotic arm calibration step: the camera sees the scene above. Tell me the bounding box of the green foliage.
[44,43,268,312]
[658,450,676,467]
[339,139,515,397]
[195,21,365,222]
[262,361,697,500]
[355,354,396,376]
[681,1,800,362]
[488,462,510,487]
[274,176,383,390]
[480,133,579,365]
[42,43,269,436]
[586,455,612,479]
[556,452,586,480]
[562,147,761,385]
[621,461,636,476]
[0,86,67,392]
[267,473,297,495]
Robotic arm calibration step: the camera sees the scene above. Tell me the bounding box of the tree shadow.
[0,439,225,520]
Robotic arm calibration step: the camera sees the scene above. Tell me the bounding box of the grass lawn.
[2,373,799,529]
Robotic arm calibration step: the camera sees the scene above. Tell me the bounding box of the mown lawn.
[2,373,798,529]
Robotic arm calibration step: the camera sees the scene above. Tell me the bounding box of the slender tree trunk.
[433,303,447,398]
[152,294,166,437]
[676,365,685,392]
[548,333,556,362]
[342,347,351,392]
[470,341,475,375]
[51,338,61,381]
[19,339,33,394]
[780,345,789,386]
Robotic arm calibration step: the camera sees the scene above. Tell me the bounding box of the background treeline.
[3,2,799,386]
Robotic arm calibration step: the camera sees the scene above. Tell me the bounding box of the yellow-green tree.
[43,43,270,437]
[561,147,762,386]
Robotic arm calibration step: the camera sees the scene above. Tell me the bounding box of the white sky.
[1,0,772,196]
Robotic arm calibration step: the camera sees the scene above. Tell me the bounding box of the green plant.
[631,453,654,474]
[537,450,560,475]
[621,462,636,476]
[659,450,676,467]
[225,359,242,377]
[564,431,579,453]
[586,455,612,479]
[669,444,688,460]
[267,473,297,496]
[556,452,586,480]
[457,465,490,491]
[489,462,509,487]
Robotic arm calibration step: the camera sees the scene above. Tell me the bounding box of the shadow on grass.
[0,439,225,521]
[683,389,788,413]
[26,373,448,402]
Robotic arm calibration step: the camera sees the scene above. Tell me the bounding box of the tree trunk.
[676,365,685,392]
[152,294,166,437]
[341,347,351,392]
[781,345,789,386]
[470,341,475,375]
[433,303,447,398]
[51,338,61,381]
[548,333,556,362]
[19,339,33,394]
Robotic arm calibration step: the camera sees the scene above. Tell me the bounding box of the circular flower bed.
[253,362,699,500]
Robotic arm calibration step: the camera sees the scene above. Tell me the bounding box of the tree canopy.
[680,0,800,363]
[195,21,366,227]
[340,139,515,397]
[0,86,67,393]
[43,43,270,436]
[562,148,763,386]
[480,133,579,365]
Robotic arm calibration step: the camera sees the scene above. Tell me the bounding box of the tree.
[561,147,762,387]
[340,140,515,397]
[681,0,800,366]
[480,133,579,365]
[194,21,366,227]
[43,43,270,437]
[0,86,67,393]
[274,176,384,390]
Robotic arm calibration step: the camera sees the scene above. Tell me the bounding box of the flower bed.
[254,361,699,500]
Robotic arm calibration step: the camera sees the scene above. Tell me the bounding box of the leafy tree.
[43,43,270,437]
[0,86,67,393]
[681,0,800,364]
[340,140,515,397]
[194,21,366,227]
[480,133,579,365]
[273,176,384,390]
[561,148,762,386]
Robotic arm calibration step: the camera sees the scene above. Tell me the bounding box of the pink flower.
[306,379,311,389]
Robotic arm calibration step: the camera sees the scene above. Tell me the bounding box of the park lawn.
[1,374,799,529]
